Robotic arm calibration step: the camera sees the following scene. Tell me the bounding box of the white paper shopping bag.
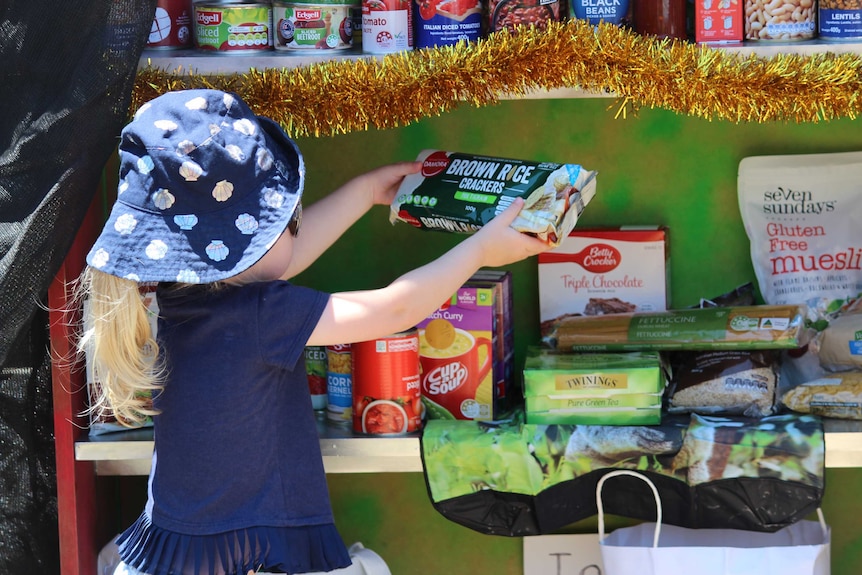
[596,470,830,575]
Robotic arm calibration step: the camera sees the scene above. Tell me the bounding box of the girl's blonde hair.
[78,267,164,426]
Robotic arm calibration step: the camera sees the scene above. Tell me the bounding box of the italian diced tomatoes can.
[352,329,423,435]
[413,0,482,49]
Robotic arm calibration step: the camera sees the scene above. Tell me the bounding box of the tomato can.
[413,0,482,48]
[194,0,274,53]
[326,344,353,424]
[148,0,195,49]
[273,0,357,50]
[362,0,413,53]
[352,329,422,435]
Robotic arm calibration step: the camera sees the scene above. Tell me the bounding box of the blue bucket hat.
[86,89,304,283]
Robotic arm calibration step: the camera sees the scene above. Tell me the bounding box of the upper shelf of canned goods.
[138,39,862,100]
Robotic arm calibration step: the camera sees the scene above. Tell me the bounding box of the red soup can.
[148,0,194,49]
[352,329,422,435]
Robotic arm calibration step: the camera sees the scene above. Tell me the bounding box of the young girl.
[79,89,552,575]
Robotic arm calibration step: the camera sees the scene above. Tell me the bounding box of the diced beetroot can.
[413,0,482,49]
[351,329,423,435]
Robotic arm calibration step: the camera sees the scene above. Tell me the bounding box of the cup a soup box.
[418,284,508,421]
[538,226,670,328]
[523,349,665,425]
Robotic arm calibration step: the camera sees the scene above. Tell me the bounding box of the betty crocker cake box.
[538,226,670,328]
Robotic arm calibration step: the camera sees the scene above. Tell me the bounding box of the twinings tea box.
[418,285,503,421]
[538,226,669,327]
[523,349,665,425]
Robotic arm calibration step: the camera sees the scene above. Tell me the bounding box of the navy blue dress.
[117,282,351,575]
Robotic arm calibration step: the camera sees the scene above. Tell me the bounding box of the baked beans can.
[148,0,195,49]
[819,0,862,40]
[304,346,328,411]
[743,0,816,40]
[413,0,482,49]
[351,329,422,435]
[273,0,357,50]
[326,344,353,424]
[194,0,274,53]
[362,0,413,53]
[486,0,562,34]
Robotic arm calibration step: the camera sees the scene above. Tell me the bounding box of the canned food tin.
[304,346,328,411]
[148,0,195,49]
[486,0,562,34]
[362,0,413,53]
[819,0,862,40]
[326,344,353,424]
[413,0,482,48]
[273,1,357,50]
[352,329,422,435]
[194,1,274,53]
[744,0,816,40]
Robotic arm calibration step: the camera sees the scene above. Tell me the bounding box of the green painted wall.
[289,98,862,574]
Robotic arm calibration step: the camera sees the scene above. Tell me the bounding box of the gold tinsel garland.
[133,19,862,138]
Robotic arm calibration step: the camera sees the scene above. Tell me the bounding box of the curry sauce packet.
[390,150,598,246]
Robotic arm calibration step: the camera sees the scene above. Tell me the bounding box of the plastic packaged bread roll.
[816,312,862,371]
[541,304,809,351]
[782,372,862,420]
[390,150,598,246]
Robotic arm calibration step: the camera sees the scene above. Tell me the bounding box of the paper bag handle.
[596,470,662,547]
[596,470,829,547]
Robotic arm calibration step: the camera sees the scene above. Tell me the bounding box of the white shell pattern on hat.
[89,92,284,283]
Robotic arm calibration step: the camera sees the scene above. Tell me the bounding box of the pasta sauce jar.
[351,329,423,435]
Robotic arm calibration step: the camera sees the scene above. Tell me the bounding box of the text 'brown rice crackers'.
[390,150,598,246]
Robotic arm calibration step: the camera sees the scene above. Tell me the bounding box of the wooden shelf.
[75,416,862,475]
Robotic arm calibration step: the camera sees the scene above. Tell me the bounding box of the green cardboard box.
[523,348,665,425]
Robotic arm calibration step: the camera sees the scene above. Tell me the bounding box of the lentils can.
[351,330,423,435]
[362,0,413,53]
[148,0,194,49]
[819,0,862,39]
[194,1,274,53]
[273,0,357,50]
[413,0,482,48]
[326,344,353,424]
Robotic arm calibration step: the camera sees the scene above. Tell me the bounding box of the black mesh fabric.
[0,1,154,572]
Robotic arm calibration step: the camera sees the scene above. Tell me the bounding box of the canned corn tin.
[194,0,273,53]
[326,344,353,424]
[351,329,422,435]
[273,0,357,50]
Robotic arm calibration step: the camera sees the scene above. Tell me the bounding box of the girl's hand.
[364,161,423,206]
[470,198,555,267]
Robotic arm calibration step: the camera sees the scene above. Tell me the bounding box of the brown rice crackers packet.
[390,150,598,246]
